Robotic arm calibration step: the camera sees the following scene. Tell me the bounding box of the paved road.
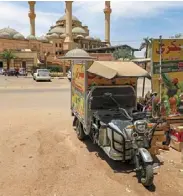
[0,88,69,94]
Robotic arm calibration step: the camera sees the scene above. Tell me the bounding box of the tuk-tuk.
[61,49,163,187]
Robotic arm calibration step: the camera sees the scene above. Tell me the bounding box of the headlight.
[134,120,148,133]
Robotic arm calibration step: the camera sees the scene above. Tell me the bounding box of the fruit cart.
[150,37,183,152]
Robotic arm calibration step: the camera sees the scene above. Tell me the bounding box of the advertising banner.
[151,39,183,117]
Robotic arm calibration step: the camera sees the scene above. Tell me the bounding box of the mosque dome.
[76,35,84,39]
[57,14,79,22]
[85,36,94,40]
[13,33,25,40]
[72,27,86,34]
[60,33,66,38]
[49,26,65,34]
[0,32,11,39]
[45,34,51,38]
[49,33,59,39]
[0,27,18,37]
[26,35,37,40]
[94,37,101,41]
[37,35,49,42]
[65,48,91,59]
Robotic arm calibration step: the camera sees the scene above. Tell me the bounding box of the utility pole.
[159,35,162,115]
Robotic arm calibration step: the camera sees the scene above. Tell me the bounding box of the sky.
[1,1,183,57]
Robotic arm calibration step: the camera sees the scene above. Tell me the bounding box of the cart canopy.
[87,61,151,79]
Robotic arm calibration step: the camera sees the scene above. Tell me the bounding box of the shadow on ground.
[81,138,165,192]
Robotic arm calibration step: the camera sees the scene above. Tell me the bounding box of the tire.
[75,119,86,140]
[140,164,154,187]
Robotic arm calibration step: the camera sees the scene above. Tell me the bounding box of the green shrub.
[47,65,62,72]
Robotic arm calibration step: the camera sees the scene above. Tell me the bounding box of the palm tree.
[140,37,152,59]
[44,51,50,68]
[0,49,16,71]
[139,37,152,97]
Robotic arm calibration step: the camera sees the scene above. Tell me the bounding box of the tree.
[113,47,134,60]
[139,37,152,97]
[140,37,152,59]
[169,33,182,39]
[44,52,50,68]
[0,49,16,70]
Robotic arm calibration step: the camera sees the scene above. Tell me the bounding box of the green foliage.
[47,65,69,73]
[170,34,182,38]
[0,49,16,60]
[140,37,153,58]
[113,47,134,60]
[0,49,16,70]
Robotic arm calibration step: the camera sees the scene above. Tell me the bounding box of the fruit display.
[158,73,183,116]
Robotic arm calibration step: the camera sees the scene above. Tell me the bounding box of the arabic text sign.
[152,39,183,63]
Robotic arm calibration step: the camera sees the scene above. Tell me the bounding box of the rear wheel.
[75,119,86,140]
[140,164,154,187]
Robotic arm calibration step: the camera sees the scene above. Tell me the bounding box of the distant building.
[0,1,137,72]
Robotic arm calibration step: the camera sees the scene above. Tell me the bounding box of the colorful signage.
[71,64,85,119]
[151,39,183,117]
[88,73,137,89]
[152,39,183,63]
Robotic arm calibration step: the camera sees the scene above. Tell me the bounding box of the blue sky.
[1,1,183,57]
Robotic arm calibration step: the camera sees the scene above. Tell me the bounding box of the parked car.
[33,69,51,82]
[0,68,3,75]
[19,68,27,76]
[67,69,71,81]
[5,68,16,76]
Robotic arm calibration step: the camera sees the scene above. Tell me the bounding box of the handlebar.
[119,107,133,121]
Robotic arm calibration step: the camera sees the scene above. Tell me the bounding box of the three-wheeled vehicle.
[61,49,162,187]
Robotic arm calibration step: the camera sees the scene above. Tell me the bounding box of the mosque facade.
[0,1,113,71]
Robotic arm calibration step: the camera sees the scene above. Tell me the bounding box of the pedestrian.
[15,67,19,77]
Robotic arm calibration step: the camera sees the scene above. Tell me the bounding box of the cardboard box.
[170,139,183,152]
[156,142,169,150]
[151,135,166,146]
[167,117,183,124]
[170,123,183,132]
[170,123,183,142]
[149,146,160,155]
[156,122,169,131]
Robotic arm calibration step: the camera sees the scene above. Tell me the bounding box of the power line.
[111,40,142,43]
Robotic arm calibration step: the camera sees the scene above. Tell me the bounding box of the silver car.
[33,69,51,82]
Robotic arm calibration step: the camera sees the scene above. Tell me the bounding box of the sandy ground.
[0,75,183,196]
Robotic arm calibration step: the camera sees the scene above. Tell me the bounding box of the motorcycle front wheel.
[140,164,154,187]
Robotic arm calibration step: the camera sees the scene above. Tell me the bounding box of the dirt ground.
[0,76,183,196]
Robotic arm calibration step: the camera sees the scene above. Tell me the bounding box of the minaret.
[63,1,74,51]
[28,1,36,36]
[103,1,112,46]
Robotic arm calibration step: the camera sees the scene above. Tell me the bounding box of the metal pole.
[142,63,147,97]
[159,35,162,114]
